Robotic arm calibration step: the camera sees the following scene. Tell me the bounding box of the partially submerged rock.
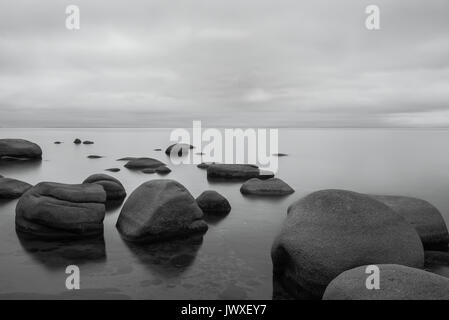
[142,168,155,174]
[105,168,120,173]
[116,179,208,242]
[197,162,215,169]
[54,141,62,144]
[16,182,106,239]
[273,153,288,157]
[83,174,126,201]
[0,177,32,199]
[272,189,424,299]
[165,143,194,157]
[87,155,103,159]
[196,191,231,215]
[240,178,294,196]
[83,140,94,145]
[124,157,165,169]
[371,195,449,250]
[155,166,171,174]
[207,164,274,180]
[0,139,42,159]
[323,264,449,300]
[73,139,82,144]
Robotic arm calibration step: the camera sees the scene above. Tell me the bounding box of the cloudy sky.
[0,0,448,127]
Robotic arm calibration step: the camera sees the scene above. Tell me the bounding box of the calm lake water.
[0,128,449,299]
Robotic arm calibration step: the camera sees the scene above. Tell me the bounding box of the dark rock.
[425,250,449,267]
[105,168,120,173]
[0,139,42,159]
[196,191,231,215]
[240,178,294,196]
[154,148,162,151]
[323,264,449,300]
[117,157,138,161]
[371,195,449,250]
[54,141,62,144]
[207,164,273,180]
[155,166,171,174]
[124,157,165,169]
[83,141,94,145]
[116,179,208,242]
[0,177,32,199]
[273,153,288,157]
[142,168,155,174]
[74,139,82,144]
[165,143,194,157]
[16,182,106,239]
[197,162,215,169]
[87,155,103,159]
[83,174,126,201]
[272,189,424,298]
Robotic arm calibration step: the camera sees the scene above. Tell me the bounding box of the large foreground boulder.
[0,177,32,199]
[196,191,231,215]
[124,157,165,169]
[240,178,294,196]
[207,164,274,180]
[371,195,449,250]
[323,264,449,300]
[165,143,194,157]
[272,189,424,299]
[83,174,126,200]
[0,139,42,159]
[16,182,106,239]
[116,179,208,242]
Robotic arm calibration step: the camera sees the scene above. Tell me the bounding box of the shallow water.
[0,128,448,299]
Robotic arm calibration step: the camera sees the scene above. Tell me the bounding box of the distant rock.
[142,168,155,174]
[154,148,162,151]
[0,139,42,159]
[0,177,32,199]
[105,168,120,173]
[87,155,103,159]
[371,195,449,250]
[273,153,288,157]
[323,264,449,300]
[73,139,82,144]
[54,141,62,144]
[241,178,294,196]
[195,152,205,156]
[16,182,106,239]
[116,179,208,242]
[83,174,126,201]
[197,162,215,169]
[83,140,94,145]
[155,166,171,174]
[165,143,194,157]
[272,189,424,298]
[207,164,274,180]
[124,157,166,169]
[196,191,231,215]
[117,157,138,161]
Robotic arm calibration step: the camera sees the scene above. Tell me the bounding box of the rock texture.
[207,164,274,180]
[16,182,106,239]
[165,143,194,156]
[196,191,231,215]
[116,179,208,242]
[124,157,165,169]
[240,178,294,196]
[0,177,32,199]
[371,195,449,250]
[83,140,94,145]
[0,139,42,159]
[272,189,424,298]
[83,174,126,200]
[73,139,81,144]
[323,264,449,300]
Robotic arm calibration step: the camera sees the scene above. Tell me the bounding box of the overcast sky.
[0,0,448,127]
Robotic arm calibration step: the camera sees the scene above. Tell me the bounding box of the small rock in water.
[124,157,166,169]
[240,178,294,196]
[83,140,94,145]
[165,143,194,157]
[197,162,215,169]
[196,190,231,215]
[117,157,138,161]
[74,139,82,144]
[0,177,32,199]
[155,166,171,174]
[87,155,103,159]
[207,164,273,180]
[273,153,288,157]
[105,168,120,173]
[54,141,62,144]
[142,168,156,174]
[154,148,162,151]
[83,173,126,201]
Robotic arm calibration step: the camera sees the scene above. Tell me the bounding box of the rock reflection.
[17,231,106,269]
[122,235,203,278]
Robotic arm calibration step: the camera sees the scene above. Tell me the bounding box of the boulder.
[16,182,106,239]
[371,195,449,250]
[83,174,126,200]
[196,191,231,215]
[0,139,42,159]
[83,140,94,145]
[165,143,194,157]
[272,189,424,298]
[0,177,32,199]
[207,164,274,180]
[240,178,294,196]
[155,166,171,174]
[116,179,208,242]
[323,264,449,300]
[124,157,165,169]
[73,139,81,144]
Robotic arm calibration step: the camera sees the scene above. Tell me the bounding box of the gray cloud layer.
[0,0,448,127]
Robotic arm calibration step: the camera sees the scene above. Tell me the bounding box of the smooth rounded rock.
[240,178,294,196]
[83,174,126,200]
[73,139,81,144]
[124,157,165,169]
[105,168,120,173]
[207,164,273,180]
[323,264,449,300]
[16,182,106,239]
[272,189,424,298]
[196,191,231,215]
[0,139,42,159]
[155,166,171,174]
[0,177,32,199]
[83,140,94,145]
[165,143,194,157]
[116,179,208,242]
